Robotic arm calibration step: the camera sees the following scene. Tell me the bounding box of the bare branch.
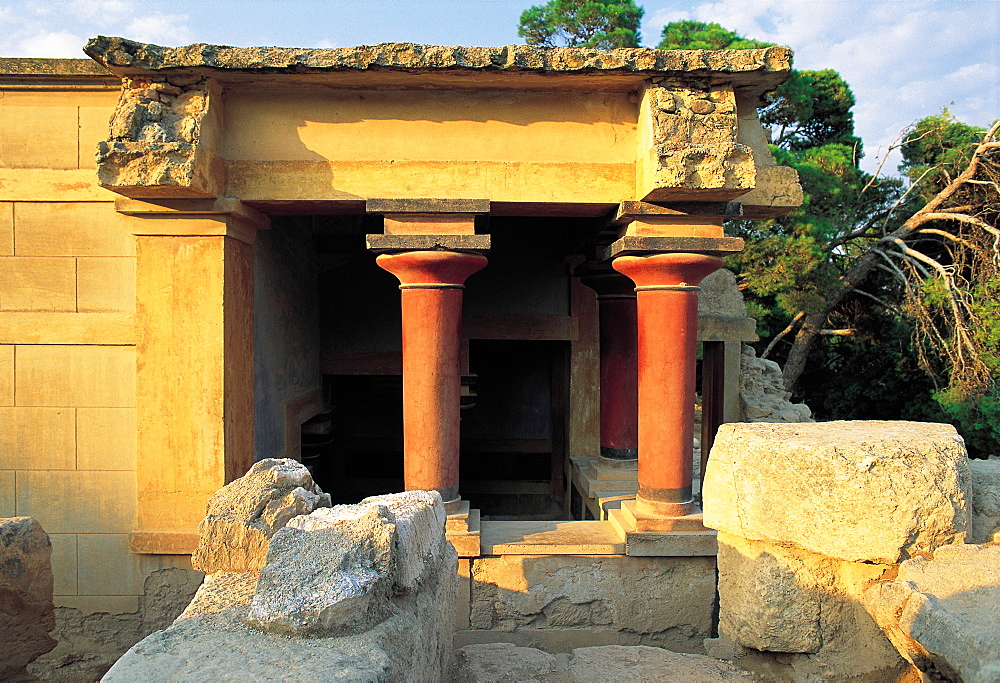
[762,311,805,360]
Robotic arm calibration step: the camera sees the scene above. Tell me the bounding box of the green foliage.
[517,0,643,49]
[656,20,771,50]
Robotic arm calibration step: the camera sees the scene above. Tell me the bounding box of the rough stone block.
[246,505,396,636]
[15,470,136,533]
[698,269,747,318]
[738,344,812,422]
[0,407,76,470]
[78,105,117,169]
[191,458,331,573]
[15,345,136,408]
[970,458,1000,544]
[76,408,136,470]
[470,555,715,652]
[0,256,76,311]
[717,532,908,679]
[77,257,135,312]
[13,202,135,256]
[0,517,57,679]
[704,421,970,563]
[863,543,1000,683]
[360,490,446,591]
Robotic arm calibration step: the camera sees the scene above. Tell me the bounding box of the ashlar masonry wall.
[0,63,203,678]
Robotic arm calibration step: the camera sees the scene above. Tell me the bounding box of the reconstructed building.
[0,36,801,674]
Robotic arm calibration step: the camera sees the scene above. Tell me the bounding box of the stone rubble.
[104,463,456,682]
[738,344,812,423]
[191,457,331,573]
[969,457,1000,544]
[0,517,57,680]
[862,543,1000,683]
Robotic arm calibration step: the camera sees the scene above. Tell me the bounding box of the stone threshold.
[478,519,717,557]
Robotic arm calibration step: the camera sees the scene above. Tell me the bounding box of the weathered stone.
[84,38,792,95]
[191,458,331,573]
[360,490,447,592]
[704,421,970,563]
[698,269,748,319]
[970,457,1000,544]
[246,505,396,636]
[862,543,1000,683]
[469,555,715,652]
[450,643,755,682]
[737,344,812,423]
[0,517,56,679]
[716,532,909,680]
[104,493,457,682]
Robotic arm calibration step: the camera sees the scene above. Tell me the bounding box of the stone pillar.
[374,250,487,504]
[612,253,723,517]
[577,265,638,469]
[121,198,265,554]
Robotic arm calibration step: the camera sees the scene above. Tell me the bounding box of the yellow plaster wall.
[222,88,638,203]
[0,84,187,615]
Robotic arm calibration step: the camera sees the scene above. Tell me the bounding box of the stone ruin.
[86,438,1000,682]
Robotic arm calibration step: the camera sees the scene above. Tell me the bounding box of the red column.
[375,250,487,505]
[612,252,723,516]
[579,269,638,468]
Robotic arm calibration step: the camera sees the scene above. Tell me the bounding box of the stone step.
[480,520,625,555]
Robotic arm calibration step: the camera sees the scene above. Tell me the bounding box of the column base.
[445,499,481,557]
[622,499,708,532]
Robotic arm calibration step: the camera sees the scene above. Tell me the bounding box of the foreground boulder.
[191,458,331,573]
[104,484,456,682]
[0,517,57,679]
[863,543,1000,682]
[703,421,972,680]
[970,458,1000,544]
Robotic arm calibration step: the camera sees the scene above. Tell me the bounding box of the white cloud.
[124,13,192,45]
[15,30,88,58]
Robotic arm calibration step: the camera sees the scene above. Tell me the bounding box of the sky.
[1,0,997,176]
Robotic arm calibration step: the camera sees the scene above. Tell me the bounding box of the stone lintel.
[604,235,744,259]
[612,200,742,225]
[115,197,269,227]
[384,214,477,236]
[367,198,490,215]
[366,233,490,253]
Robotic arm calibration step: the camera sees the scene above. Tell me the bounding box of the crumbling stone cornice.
[84,36,792,93]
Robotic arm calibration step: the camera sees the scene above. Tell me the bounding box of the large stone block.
[15,345,136,408]
[0,345,12,406]
[704,421,971,563]
[360,490,446,592]
[16,470,137,534]
[77,257,135,313]
[970,458,1000,544]
[191,458,330,573]
[0,102,79,169]
[13,202,135,257]
[738,344,811,422]
[716,532,907,681]
[246,505,396,636]
[0,517,57,679]
[0,256,76,312]
[863,543,1000,682]
[0,472,14,518]
[1,202,12,255]
[469,554,715,652]
[0,407,76,470]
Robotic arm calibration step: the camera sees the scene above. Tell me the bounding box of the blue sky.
[2,0,997,175]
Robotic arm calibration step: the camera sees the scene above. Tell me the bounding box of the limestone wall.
[0,71,205,680]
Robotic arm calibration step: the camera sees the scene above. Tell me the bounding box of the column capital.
[375,250,487,289]
[612,252,724,289]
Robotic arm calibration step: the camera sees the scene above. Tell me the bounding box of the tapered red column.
[579,268,638,468]
[612,252,723,516]
[375,250,487,504]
